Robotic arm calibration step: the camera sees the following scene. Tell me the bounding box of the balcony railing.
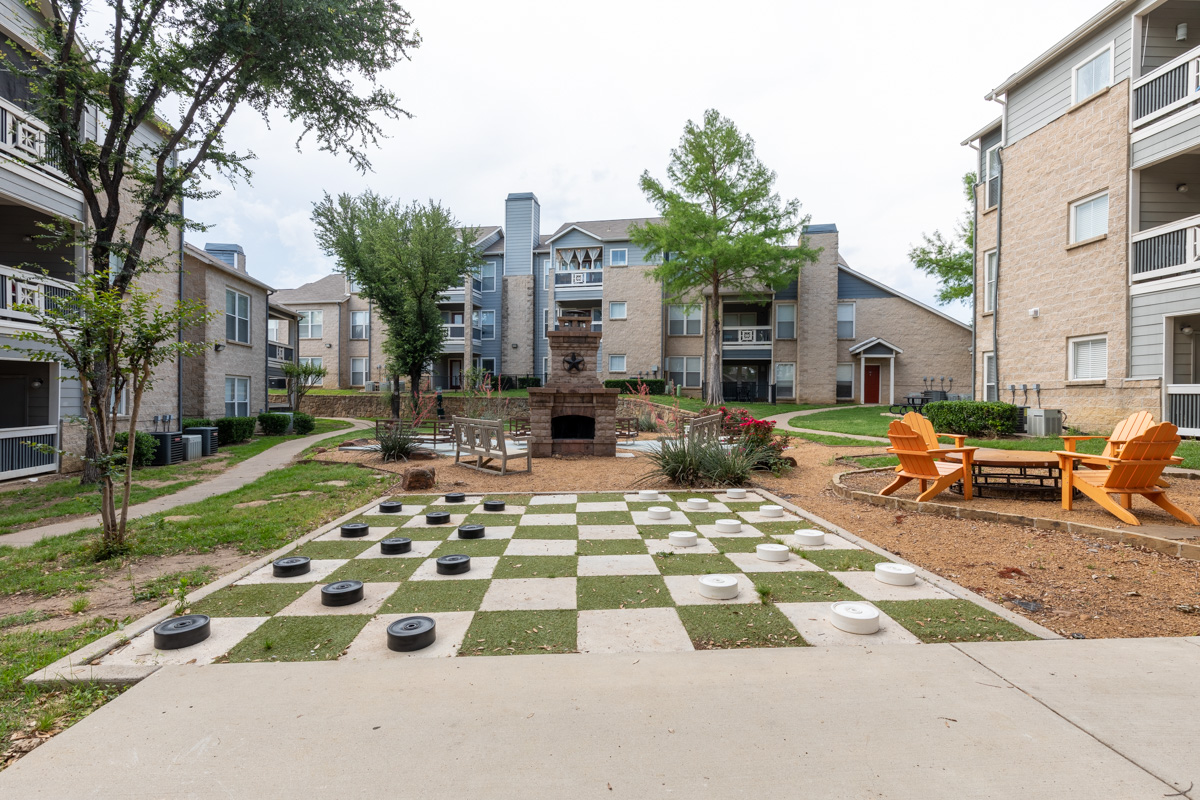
[722,326,771,345]
[0,97,70,176]
[0,264,77,325]
[555,270,604,287]
[0,425,58,479]
[1133,44,1200,128]
[443,324,464,340]
[472,276,483,293]
[1129,214,1200,282]
[1166,384,1200,436]
[267,342,294,361]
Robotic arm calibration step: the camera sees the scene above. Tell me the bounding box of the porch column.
[859,357,865,405]
[888,357,894,405]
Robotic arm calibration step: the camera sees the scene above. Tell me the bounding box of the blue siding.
[723,347,772,361]
[775,278,798,301]
[979,127,1002,177]
[503,193,537,276]
[476,252,504,371]
[837,270,894,300]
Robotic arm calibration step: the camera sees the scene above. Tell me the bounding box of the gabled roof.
[961,116,1002,147]
[837,264,971,331]
[458,225,501,246]
[849,337,903,356]
[803,223,838,234]
[273,273,350,305]
[183,242,273,293]
[545,217,662,244]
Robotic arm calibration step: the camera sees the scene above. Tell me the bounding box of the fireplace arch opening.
[552,415,595,440]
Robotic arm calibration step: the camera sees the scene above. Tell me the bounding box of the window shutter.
[1074,339,1107,380]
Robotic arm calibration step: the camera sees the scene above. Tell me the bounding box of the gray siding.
[0,0,43,46]
[723,347,771,361]
[503,194,536,276]
[1005,17,1132,145]
[1132,111,1200,168]
[837,270,894,300]
[979,127,1002,177]
[1138,152,1200,229]
[476,254,504,373]
[775,278,798,301]
[0,164,84,219]
[1141,0,1200,71]
[1130,285,1200,377]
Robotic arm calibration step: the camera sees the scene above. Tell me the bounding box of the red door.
[864,365,880,404]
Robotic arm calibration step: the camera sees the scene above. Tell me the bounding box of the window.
[299,357,323,385]
[667,356,702,388]
[542,357,549,384]
[225,376,249,417]
[350,357,367,387]
[724,312,757,327]
[775,363,795,398]
[836,363,854,400]
[668,305,701,336]
[609,354,626,373]
[481,309,495,339]
[609,301,627,320]
[298,310,323,339]
[1069,335,1108,381]
[1070,192,1109,243]
[544,259,553,278]
[350,311,369,340]
[481,357,496,375]
[543,308,550,339]
[983,250,997,313]
[984,145,1001,208]
[267,319,281,342]
[225,289,250,343]
[481,261,496,292]
[110,386,128,416]
[837,302,855,339]
[346,274,359,294]
[610,249,628,266]
[776,304,796,339]
[983,353,997,401]
[1073,44,1113,103]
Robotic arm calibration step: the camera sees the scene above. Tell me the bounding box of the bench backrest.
[1101,422,1180,490]
[1106,411,1156,458]
[689,413,722,446]
[900,411,939,451]
[886,420,941,479]
[452,416,507,455]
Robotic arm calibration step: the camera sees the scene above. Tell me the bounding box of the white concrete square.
[644,538,719,555]
[577,608,695,654]
[98,617,269,666]
[631,510,691,526]
[342,612,475,660]
[725,551,824,573]
[714,492,760,503]
[696,523,765,539]
[662,574,758,606]
[577,524,641,540]
[316,526,397,542]
[674,501,731,513]
[529,494,577,505]
[236,559,346,585]
[776,602,922,647]
[623,492,667,502]
[480,578,578,611]
[409,556,499,581]
[276,582,400,616]
[577,554,660,577]
[830,571,955,601]
[401,514,467,529]
[451,525,515,540]
[363,503,424,517]
[356,540,440,559]
[469,505,526,516]
[577,501,629,512]
[770,532,861,550]
[504,539,577,556]
[519,513,577,526]
[430,495,484,506]
[737,509,801,524]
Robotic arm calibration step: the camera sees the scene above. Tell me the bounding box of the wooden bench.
[687,413,723,446]
[452,416,531,475]
[507,416,531,441]
[617,417,638,441]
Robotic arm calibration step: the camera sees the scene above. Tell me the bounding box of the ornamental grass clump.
[640,437,770,488]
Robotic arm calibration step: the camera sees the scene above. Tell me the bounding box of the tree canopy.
[908,172,976,306]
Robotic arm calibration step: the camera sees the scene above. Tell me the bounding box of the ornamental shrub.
[113,431,157,468]
[923,401,1021,438]
[603,378,667,395]
[215,416,256,445]
[181,418,213,430]
[257,413,290,436]
[516,376,542,389]
[292,412,316,435]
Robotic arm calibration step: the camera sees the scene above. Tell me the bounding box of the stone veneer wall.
[795,231,839,403]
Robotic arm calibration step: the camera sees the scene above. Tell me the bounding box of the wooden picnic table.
[941,448,1065,499]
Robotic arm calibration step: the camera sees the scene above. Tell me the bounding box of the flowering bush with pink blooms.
[703,405,792,472]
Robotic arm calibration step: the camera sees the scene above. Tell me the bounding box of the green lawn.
[645,395,841,419]
[788,406,894,437]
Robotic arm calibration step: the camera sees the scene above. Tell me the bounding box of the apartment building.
[963,0,1200,432]
[286,192,970,404]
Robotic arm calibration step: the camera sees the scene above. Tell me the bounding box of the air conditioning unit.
[181,435,202,461]
[150,431,185,466]
[276,412,294,434]
[1026,408,1063,437]
[183,426,219,456]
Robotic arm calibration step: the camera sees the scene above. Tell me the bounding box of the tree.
[6,0,418,549]
[908,172,976,305]
[631,110,819,405]
[311,193,482,416]
[281,361,328,411]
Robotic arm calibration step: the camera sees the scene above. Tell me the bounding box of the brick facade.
[601,264,663,382]
[795,230,839,403]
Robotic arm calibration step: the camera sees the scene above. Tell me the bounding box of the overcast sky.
[189,0,1106,323]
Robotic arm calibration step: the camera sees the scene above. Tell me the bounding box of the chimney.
[503,192,540,276]
[204,243,246,272]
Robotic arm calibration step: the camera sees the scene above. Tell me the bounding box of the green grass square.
[479,494,533,506]
[430,538,510,557]
[577,575,674,610]
[326,558,420,582]
[578,539,648,556]
[711,536,774,553]
[460,610,577,656]
[397,526,456,541]
[576,511,635,526]
[683,511,731,526]
[225,615,370,662]
[379,580,488,613]
[626,501,662,512]
[753,521,815,536]
[513,525,579,539]
[190,583,312,617]
[578,492,627,502]
[463,513,523,526]
[637,525,697,539]
[522,504,576,515]
[801,549,891,572]
[676,604,806,650]
[289,540,374,559]
[751,573,863,603]
[494,556,578,579]
[652,553,738,576]
[875,599,1039,643]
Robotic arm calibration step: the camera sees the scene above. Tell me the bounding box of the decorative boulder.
[402,467,436,491]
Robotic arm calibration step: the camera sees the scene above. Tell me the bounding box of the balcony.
[721,326,772,346]
[441,325,483,342]
[554,269,603,287]
[267,342,294,362]
[0,263,77,327]
[1166,384,1200,436]
[1129,213,1200,283]
[0,97,69,178]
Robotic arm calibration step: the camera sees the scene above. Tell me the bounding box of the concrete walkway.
[0,418,371,548]
[762,405,890,445]
[2,638,1196,798]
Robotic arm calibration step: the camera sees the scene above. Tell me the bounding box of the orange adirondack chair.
[1056,422,1198,526]
[882,420,977,502]
[900,411,965,452]
[1061,410,1176,487]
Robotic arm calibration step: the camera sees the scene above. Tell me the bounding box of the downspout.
[265,288,274,413]
[993,145,1003,402]
[967,140,981,401]
[177,189,184,429]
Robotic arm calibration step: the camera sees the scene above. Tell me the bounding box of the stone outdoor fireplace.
[528,312,618,457]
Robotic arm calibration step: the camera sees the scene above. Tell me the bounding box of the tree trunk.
[704,283,723,406]
[81,428,101,485]
[391,373,401,419]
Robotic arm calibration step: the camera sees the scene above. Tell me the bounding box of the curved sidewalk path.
[762,404,889,444]
[0,418,371,549]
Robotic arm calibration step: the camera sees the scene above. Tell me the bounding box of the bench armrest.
[934,433,967,447]
[1053,450,1118,463]
[937,447,978,455]
[1060,435,1105,452]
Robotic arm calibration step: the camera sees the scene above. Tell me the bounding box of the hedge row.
[923,400,1022,437]
[114,431,158,468]
[603,378,667,395]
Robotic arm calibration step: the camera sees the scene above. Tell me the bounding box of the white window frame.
[225,376,250,417]
[543,308,550,339]
[481,261,497,292]
[610,248,628,267]
[1072,42,1114,104]
[481,309,496,340]
[481,357,496,375]
[1070,191,1109,244]
[542,357,549,384]
[666,356,702,388]
[226,288,250,344]
[836,362,855,401]
[1068,334,1108,381]
[608,301,627,320]
[267,319,281,343]
[775,362,795,398]
[837,302,855,340]
[609,354,627,373]
[668,305,701,336]
[983,250,997,314]
[299,356,323,385]
[345,274,359,295]
[298,310,323,339]
[983,352,997,401]
[350,310,369,340]
[983,144,1001,209]
[350,357,368,387]
[775,304,796,340]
